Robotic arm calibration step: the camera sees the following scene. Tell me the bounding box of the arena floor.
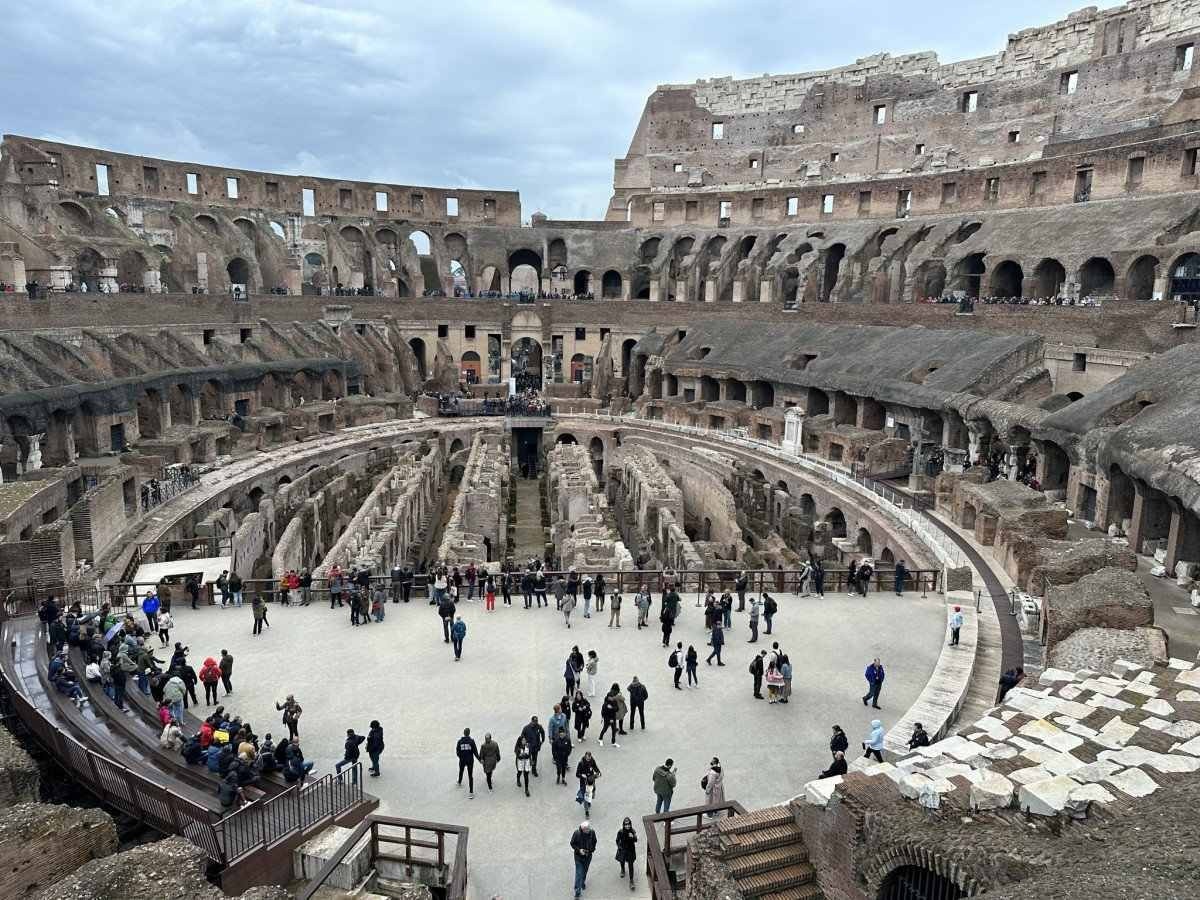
[175,586,946,899]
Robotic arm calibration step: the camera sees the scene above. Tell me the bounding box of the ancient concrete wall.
[438,434,507,567]
[0,803,118,899]
[546,442,633,570]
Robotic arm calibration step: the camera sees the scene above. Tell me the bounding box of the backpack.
[764,597,777,615]
[668,651,678,669]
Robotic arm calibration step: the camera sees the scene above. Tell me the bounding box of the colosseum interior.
[2,2,1200,899]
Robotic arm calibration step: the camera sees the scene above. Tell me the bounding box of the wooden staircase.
[715,805,823,900]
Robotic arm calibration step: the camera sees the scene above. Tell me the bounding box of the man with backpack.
[438,593,456,643]
[750,650,766,699]
[762,593,778,635]
[669,642,684,690]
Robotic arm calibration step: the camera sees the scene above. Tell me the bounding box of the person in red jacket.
[199,719,215,749]
[199,657,222,706]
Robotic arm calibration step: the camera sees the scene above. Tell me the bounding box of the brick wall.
[0,802,118,899]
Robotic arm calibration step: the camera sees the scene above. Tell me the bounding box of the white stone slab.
[1174,734,1200,756]
[1057,684,1084,700]
[1019,775,1080,815]
[1009,765,1052,785]
[1123,682,1161,698]
[925,762,973,781]
[1052,699,1098,720]
[981,743,1019,760]
[1081,678,1125,698]
[804,776,842,806]
[1067,782,1117,806]
[972,717,1012,741]
[1068,760,1123,784]
[1098,716,1138,746]
[1164,719,1200,740]
[1039,667,1078,684]
[1176,690,1200,703]
[1020,746,1057,765]
[1087,694,1134,712]
[1133,670,1157,684]
[1141,716,1173,732]
[1104,767,1159,798]
[1066,722,1100,740]
[1168,657,1195,671]
[1112,659,1143,679]
[1009,736,1041,751]
[1140,698,1175,717]
[1175,668,1200,689]
[970,772,1014,811]
[1042,752,1085,777]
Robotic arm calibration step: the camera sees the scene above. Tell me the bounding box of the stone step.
[715,805,793,835]
[736,862,817,896]
[720,822,805,858]
[728,843,808,878]
[760,884,824,900]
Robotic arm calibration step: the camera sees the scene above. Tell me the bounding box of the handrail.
[297,813,469,900]
[642,801,745,900]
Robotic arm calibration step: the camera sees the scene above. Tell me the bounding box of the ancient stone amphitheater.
[2,2,1200,899]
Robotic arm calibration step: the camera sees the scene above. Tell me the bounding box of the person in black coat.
[574,752,601,800]
[571,821,598,898]
[551,727,573,784]
[829,724,849,757]
[572,691,592,740]
[908,722,931,751]
[455,727,480,795]
[615,817,638,889]
[366,720,384,776]
[819,751,847,779]
[336,728,365,780]
[627,677,648,730]
[521,716,546,777]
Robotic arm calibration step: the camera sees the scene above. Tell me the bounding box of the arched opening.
[825,507,847,539]
[227,257,251,291]
[799,494,816,518]
[668,237,695,286]
[647,370,663,400]
[247,486,264,512]
[511,337,543,391]
[1127,255,1159,301]
[58,201,91,228]
[460,350,481,384]
[748,380,775,409]
[952,253,986,299]
[234,218,255,239]
[856,527,873,555]
[449,438,465,455]
[601,270,623,299]
[508,249,542,294]
[548,238,568,269]
[915,261,947,301]
[726,380,747,403]
[408,230,432,256]
[1106,464,1135,531]
[640,237,661,264]
[621,339,638,377]
[782,266,801,307]
[479,265,501,294]
[448,260,467,295]
[136,389,163,439]
[1032,258,1066,299]
[1040,441,1070,493]
[116,249,147,291]
[75,247,105,292]
[962,503,977,530]
[303,253,326,295]
[807,388,830,416]
[168,383,194,426]
[1066,391,1084,402]
[574,270,592,297]
[199,380,224,419]
[340,225,364,244]
[775,480,789,495]
[1079,257,1115,299]
[408,338,428,381]
[555,433,578,445]
[821,243,846,302]
[989,260,1023,298]
[589,436,605,478]
[699,376,720,402]
[194,214,219,234]
[570,353,587,383]
[878,866,965,900]
[861,397,886,430]
[1168,252,1200,303]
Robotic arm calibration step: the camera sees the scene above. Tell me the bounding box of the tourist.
[252,594,267,634]
[908,722,931,750]
[580,772,596,816]
[779,653,793,704]
[564,648,579,695]
[199,656,221,705]
[594,573,606,613]
[608,591,621,627]
[186,575,201,610]
[480,732,501,789]
[858,559,874,596]
[581,574,593,618]
[585,650,599,697]
[218,768,245,814]
[159,715,184,752]
[660,605,675,647]
[685,644,699,687]
[276,694,303,739]
[285,738,314,783]
[450,616,466,660]
[500,571,511,606]
[141,591,160,633]
[894,560,909,596]
[366,720,384,776]
[635,584,651,628]
[570,820,597,899]
[669,642,684,690]
[949,605,964,646]
[156,609,173,647]
[549,703,568,740]
[720,590,733,628]
[862,657,885,709]
[614,682,629,734]
[863,720,885,763]
[228,571,243,607]
[703,592,718,631]
[562,590,576,628]
[747,596,760,642]
[572,690,592,740]
[554,574,566,610]
[335,728,365,782]
[796,560,812,596]
[598,686,620,748]
[707,620,725,665]
[575,751,601,800]
[534,570,548,607]
[455,727,480,797]
[627,676,648,730]
[998,667,1025,701]
[702,757,725,815]
[371,584,386,622]
[820,751,848,779]
[219,649,234,694]
[330,568,346,608]
[567,569,580,606]
[514,734,533,796]
[653,758,676,812]
[551,726,573,784]
[349,588,364,626]
[735,571,749,611]
[521,715,545,776]
[400,564,413,603]
[750,649,766,699]
[521,570,533,608]
[484,576,495,611]
[162,672,186,723]
[763,593,777,635]
[615,817,638,888]
[829,724,849,758]
[465,562,477,600]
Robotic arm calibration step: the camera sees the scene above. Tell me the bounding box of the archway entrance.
[511,337,543,392]
[989,260,1023,298]
[952,253,986,299]
[1032,258,1066,299]
[1169,252,1200,303]
[878,865,965,900]
[509,249,542,297]
[1079,257,1115,300]
[408,338,427,381]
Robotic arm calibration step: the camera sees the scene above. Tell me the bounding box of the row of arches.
[933,252,1200,301]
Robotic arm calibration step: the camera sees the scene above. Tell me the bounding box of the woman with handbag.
[615,817,638,889]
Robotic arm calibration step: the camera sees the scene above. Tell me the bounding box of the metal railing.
[643,801,745,900]
[298,814,468,900]
[436,398,553,418]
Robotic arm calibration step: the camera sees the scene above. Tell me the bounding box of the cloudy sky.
[2,0,1093,219]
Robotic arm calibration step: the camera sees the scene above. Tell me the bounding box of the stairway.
[715,805,823,900]
[511,477,545,561]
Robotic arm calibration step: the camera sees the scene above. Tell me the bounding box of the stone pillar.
[1152,271,1170,302]
[98,257,119,293]
[759,279,773,303]
[196,252,209,292]
[286,264,302,296]
[648,281,660,302]
[1164,499,1185,573]
[1127,481,1149,555]
[732,279,744,302]
[704,277,717,301]
[782,408,804,455]
[675,278,687,301]
[142,268,162,293]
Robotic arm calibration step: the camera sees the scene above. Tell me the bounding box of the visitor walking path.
[512,477,544,562]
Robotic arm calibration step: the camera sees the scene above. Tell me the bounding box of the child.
[370,590,384,623]
[582,772,596,818]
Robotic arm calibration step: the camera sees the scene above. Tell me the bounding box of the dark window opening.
[1073,352,1087,372]
[239,328,252,344]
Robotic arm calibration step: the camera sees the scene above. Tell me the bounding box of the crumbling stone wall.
[0,803,118,899]
[1042,566,1153,651]
[438,434,508,567]
[546,442,633,571]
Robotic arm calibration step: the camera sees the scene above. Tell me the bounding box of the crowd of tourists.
[435,389,550,417]
[924,292,1103,307]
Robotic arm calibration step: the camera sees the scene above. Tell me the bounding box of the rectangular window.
[792,124,805,135]
[751,198,765,218]
[95,163,110,196]
[821,194,834,214]
[874,105,887,125]
[600,327,610,340]
[186,172,199,195]
[962,91,978,113]
[265,181,279,203]
[915,143,925,156]
[985,177,1000,202]
[1178,43,1195,72]
[437,324,448,339]
[239,327,252,343]
[375,191,388,212]
[482,197,495,218]
[575,327,587,341]
[1031,170,1047,197]
[711,122,724,139]
[896,189,911,217]
[652,201,665,222]
[941,182,958,206]
[226,176,239,199]
[464,325,476,339]
[858,191,872,215]
[1009,130,1021,143]
[302,188,316,216]
[786,196,799,216]
[1072,352,1087,372]
[1061,71,1078,95]
[447,197,459,216]
[749,157,759,169]
[673,162,683,173]
[1075,167,1093,202]
[202,329,214,346]
[830,151,840,163]
[411,192,424,214]
[339,188,353,210]
[142,166,159,191]
[718,200,732,219]
[685,200,699,222]
[1183,148,1198,176]
[1127,156,1145,187]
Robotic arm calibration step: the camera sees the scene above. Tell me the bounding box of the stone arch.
[640,237,661,263]
[824,507,847,538]
[630,266,652,299]
[879,547,895,565]
[951,252,986,298]
[58,200,91,228]
[621,338,638,377]
[574,270,592,296]
[136,388,164,439]
[408,338,428,381]
[589,436,605,477]
[75,247,106,292]
[856,527,873,555]
[460,350,481,382]
[877,865,966,900]
[259,373,287,410]
[547,238,568,269]
[376,228,397,248]
[962,502,977,530]
[601,270,623,299]
[820,243,846,302]
[1126,254,1159,301]
[340,225,365,243]
[449,438,465,455]
[914,260,947,300]
[1079,256,1115,299]
[1168,251,1200,302]
[479,264,501,293]
[234,217,256,239]
[444,232,468,262]
[508,248,542,291]
[194,214,219,234]
[168,383,194,426]
[570,353,587,383]
[116,249,148,290]
[699,376,720,402]
[227,257,251,290]
[1032,258,1066,299]
[799,493,816,518]
[989,259,1023,298]
[199,379,224,419]
[303,252,326,295]
[511,337,543,391]
[555,433,578,445]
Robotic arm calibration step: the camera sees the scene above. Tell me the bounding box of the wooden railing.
[643,801,745,900]
[297,814,468,900]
